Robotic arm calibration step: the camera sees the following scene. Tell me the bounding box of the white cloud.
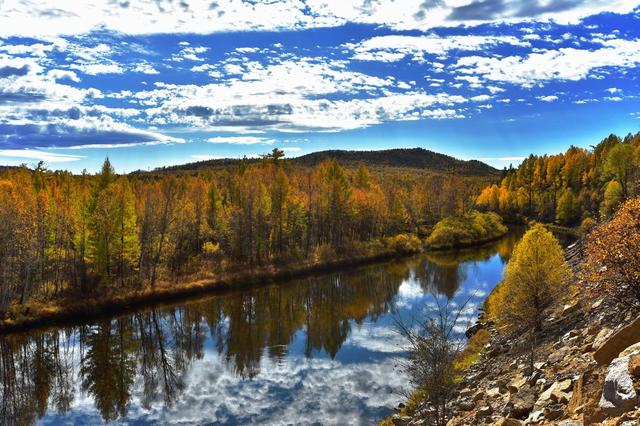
[454,38,640,87]
[346,35,530,62]
[207,136,274,144]
[72,63,124,75]
[133,63,160,75]
[538,95,559,102]
[0,0,637,36]
[0,149,85,163]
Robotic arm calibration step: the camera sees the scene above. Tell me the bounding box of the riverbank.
[0,239,423,334]
[386,236,640,425]
[1,222,530,335]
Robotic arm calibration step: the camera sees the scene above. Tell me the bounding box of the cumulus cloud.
[453,38,640,87]
[131,57,467,132]
[0,0,638,37]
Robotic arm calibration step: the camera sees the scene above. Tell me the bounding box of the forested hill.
[143,148,499,176]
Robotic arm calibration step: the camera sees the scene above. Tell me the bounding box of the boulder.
[536,379,573,408]
[506,385,536,419]
[599,354,639,416]
[508,375,527,394]
[594,316,640,365]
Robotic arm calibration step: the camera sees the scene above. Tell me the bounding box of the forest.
[0,149,492,320]
[476,132,640,226]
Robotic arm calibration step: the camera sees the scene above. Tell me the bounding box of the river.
[0,229,575,425]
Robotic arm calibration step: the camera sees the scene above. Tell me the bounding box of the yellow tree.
[494,224,571,333]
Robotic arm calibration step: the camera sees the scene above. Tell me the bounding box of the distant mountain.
[140,148,499,177]
[292,148,499,176]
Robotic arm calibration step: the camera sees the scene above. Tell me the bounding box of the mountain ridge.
[142,147,500,177]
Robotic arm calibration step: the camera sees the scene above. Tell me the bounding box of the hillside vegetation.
[476,132,640,225]
[145,148,499,177]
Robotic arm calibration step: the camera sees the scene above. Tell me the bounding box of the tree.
[89,178,139,287]
[584,198,640,311]
[556,190,577,225]
[493,224,571,333]
[601,180,623,218]
[604,143,636,199]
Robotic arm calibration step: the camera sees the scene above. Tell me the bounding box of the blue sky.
[0,1,639,173]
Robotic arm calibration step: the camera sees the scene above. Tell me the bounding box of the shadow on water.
[0,228,574,425]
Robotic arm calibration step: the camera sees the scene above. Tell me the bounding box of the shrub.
[427,211,507,250]
[387,233,423,254]
[584,198,640,311]
[314,244,337,263]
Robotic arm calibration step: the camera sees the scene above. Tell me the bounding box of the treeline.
[476,132,640,225]
[0,150,487,315]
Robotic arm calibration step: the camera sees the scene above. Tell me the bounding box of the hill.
[141,148,499,177]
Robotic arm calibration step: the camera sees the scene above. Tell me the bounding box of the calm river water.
[0,229,574,425]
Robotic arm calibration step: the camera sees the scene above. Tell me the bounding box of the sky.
[0,0,639,173]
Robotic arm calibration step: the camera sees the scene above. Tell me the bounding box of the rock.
[473,390,485,401]
[548,347,570,364]
[562,301,581,316]
[629,354,640,378]
[457,399,475,411]
[526,409,545,423]
[594,317,640,365]
[543,404,564,420]
[599,354,639,416]
[508,375,527,394]
[594,327,614,347]
[478,405,493,416]
[391,414,411,426]
[536,379,573,408]
[494,419,523,426]
[507,384,536,419]
[465,322,484,339]
[459,388,473,398]
[486,387,501,398]
[568,373,586,414]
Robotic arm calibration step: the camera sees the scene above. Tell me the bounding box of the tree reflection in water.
[0,230,543,425]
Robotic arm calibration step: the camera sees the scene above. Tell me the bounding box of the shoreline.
[0,245,420,335]
[0,226,531,336]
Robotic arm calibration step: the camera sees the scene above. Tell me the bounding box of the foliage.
[0,152,490,315]
[601,180,623,218]
[476,132,640,223]
[491,224,572,333]
[453,328,491,371]
[386,234,423,254]
[584,198,640,311]
[427,211,507,250]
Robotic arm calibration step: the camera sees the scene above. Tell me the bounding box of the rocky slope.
[391,242,640,426]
